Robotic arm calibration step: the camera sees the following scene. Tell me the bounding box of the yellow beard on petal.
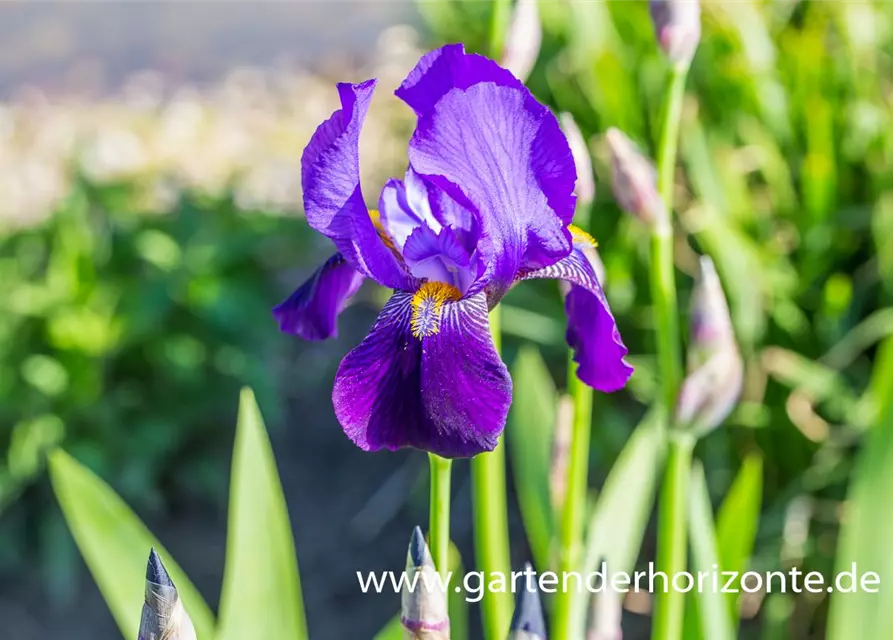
[568,224,598,248]
[410,281,462,338]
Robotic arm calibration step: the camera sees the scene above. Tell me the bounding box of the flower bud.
[649,0,701,68]
[675,257,743,435]
[508,563,546,640]
[587,560,623,640]
[605,128,667,228]
[402,527,450,640]
[560,112,595,208]
[138,549,197,640]
[501,0,542,84]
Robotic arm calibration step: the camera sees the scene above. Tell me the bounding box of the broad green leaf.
[684,463,736,640]
[48,449,216,639]
[216,388,308,640]
[570,410,663,637]
[717,453,763,627]
[507,346,558,571]
[828,337,893,638]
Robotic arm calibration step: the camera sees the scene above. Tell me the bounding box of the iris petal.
[301,80,412,290]
[400,44,577,301]
[273,253,364,341]
[519,242,634,392]
[332,291,511,458]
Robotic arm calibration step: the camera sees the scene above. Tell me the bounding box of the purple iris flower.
[274,44,633,458]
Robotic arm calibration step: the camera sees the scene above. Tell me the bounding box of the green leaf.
[828,337,893,638]
[48,449,216,639]
[216,388,308,640]
[570,410,663,637]
[684,462,736,640]
[507,346,558,571]
[716,453,763,627]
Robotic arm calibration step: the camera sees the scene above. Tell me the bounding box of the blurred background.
[0,1,891,638]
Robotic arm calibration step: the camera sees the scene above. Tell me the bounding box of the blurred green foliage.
[0,179,308,584]
[422,0,893,636]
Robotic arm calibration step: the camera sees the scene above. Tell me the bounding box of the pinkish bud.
[605,128,667,228]
[587,560,623,640]
[675,257,743,435]
[649,0,701,67]
[560,112,595,208]
[501,0,542,84]
[402,527,450,640]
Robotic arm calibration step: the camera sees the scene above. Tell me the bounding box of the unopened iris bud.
[587,560,623,640]
[138,548,196,640]
[560,112,595,208]
[509,563,546,640]
[675,257,743,435]
[605,128,667,228]
[501,0,542,84]
[402,526,450,640]
[649,0,701,68]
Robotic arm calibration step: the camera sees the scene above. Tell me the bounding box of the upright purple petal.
[402,224,478,293]
[332,290,511,458]
[519,232,633,392]
[399,45,577,301]
[273,253,364,341]
[302,80,412,290]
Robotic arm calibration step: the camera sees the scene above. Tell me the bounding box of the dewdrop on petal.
[401,526,450,640]
[560,112,595,208]
[508,564,546,640]
[500,0,542,84]
[605,128,667,229]
[675,257,744,435]
[649,0,701,68]
[138,549,197,640]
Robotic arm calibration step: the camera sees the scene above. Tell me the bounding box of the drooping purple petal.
[273,253,364,341]
[332,290,511,458]
[301,80,412,290]
[518,236,633,392]
[399,44,577,301]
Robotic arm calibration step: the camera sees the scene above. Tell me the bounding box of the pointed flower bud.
[138,548,196,640]
[649,0,701,68]
[560,112,595,208]
[675,257,743,435]
[587,560,623,640]
[402,527,450,639]
[501,0,542,84]
[509,563,546,639]
[605,128,667,229]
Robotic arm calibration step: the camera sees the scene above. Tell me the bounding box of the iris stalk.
[428,453,452,580]
[651,62,692,640]
[471,306,514,639]
[552,356,593,639]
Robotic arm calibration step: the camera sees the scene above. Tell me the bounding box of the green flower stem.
[651,62,693,640]
[471,306,513,640]
[488,0,512,59]
[651,64,689,422]
[551,357,594,640]
[651,431,695,640]
[428,453,452,580]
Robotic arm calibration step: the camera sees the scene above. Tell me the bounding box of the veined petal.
[332,290,511,458]
[272,253,364,341]
[402,224,478,293]
[400,45,576,301]
[301,80,411,290]
[519,231,633,392]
